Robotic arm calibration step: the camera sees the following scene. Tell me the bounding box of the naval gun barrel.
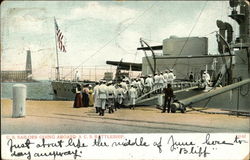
[171,78,250,109]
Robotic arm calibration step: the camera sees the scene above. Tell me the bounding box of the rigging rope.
[140,38,162,44]
[62,2,159,79]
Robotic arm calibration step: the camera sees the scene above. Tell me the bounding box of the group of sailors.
[73,69,177,116]
[93,80,138,116]
[72,79,138,116]
[73,69,211,116]
[148,69,176,93]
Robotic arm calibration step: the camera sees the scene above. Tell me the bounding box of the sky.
[1,1,238,80]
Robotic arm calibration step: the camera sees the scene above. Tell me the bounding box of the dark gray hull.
[137,86,250,113]
[51,80,95,100]
[51,81,78,100]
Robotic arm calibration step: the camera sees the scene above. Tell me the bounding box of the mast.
[54,17,60,81]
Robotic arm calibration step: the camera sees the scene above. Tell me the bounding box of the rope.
[188,106,250,117]
[172,1,208,69]
[201,30,217,37]
[117,44,138,55]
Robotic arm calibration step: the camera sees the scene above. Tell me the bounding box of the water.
[1,80,54,100]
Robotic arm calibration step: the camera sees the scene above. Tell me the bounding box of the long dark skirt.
[73,93,82,108]
[82,93,89,107]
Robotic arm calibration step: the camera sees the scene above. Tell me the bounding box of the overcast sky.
[1,1,237,79]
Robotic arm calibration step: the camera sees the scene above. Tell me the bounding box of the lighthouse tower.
[25,50,32,80]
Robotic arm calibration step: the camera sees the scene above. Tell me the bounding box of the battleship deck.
[1,99,249,134]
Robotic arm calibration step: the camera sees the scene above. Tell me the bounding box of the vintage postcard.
[1,0,249,159]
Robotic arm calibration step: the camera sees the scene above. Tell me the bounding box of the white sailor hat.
[107,81,112,85]
[100,79,106,83]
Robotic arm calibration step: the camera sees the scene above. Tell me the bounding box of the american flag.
[54,18,66,52]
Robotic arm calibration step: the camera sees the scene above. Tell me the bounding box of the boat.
[105,0,250,114]
[51,0,250,114]
[50,18,97,100]
[141,0,249,114]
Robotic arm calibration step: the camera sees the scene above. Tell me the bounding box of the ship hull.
[51,80,95,100]
[137,86,250,113]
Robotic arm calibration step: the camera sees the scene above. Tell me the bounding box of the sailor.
[189,72,194,82]
[131,79,137,87]
[107,81,115,113]
[128,85,137,109]
[122,76,131,84]
[202,71,206,81]
[115,84,125,109]
[93,82,101,113]
[140,76,145,86]
[145,75,154,93]
[163,69,169,86]
[199,79,207,89]
[75,71,80,82]
[168,69,176,85]
[120,80,128,92]
[162,84,174,113]
[154,73,160,91]
[205,72,211,85]
[140,76,145,93]
[158,72,165,93]
[149,75,154,93]
[120,79,128,102]
[202,71,211,87]
[135,79,142,96]
[113,83,119,110]
[97,80,108,116]
[126,80,131,90]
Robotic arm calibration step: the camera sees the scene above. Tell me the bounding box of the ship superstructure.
[51,0,250,114]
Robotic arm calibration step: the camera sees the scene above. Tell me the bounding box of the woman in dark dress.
[73,84,82,108]
[82,84,89,107]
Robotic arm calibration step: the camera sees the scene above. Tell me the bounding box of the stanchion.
[12,84,26,118]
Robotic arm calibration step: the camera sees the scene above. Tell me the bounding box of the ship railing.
[50,65,117,82]
[125,81,199,106]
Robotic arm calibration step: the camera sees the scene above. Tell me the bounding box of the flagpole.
[54,17,60,81]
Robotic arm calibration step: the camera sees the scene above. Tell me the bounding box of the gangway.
[124,81,199,106]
